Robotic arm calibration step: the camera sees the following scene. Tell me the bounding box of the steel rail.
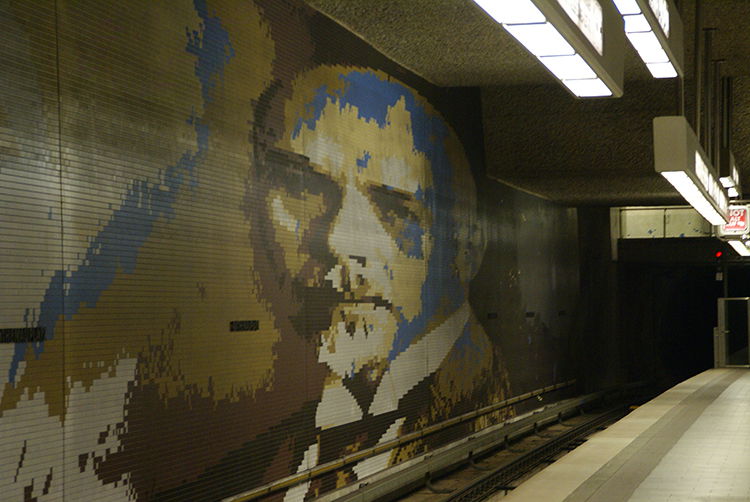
[223,380,576,502]
[439,406,628,502]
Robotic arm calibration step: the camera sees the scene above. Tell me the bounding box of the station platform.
[498,368,750,501]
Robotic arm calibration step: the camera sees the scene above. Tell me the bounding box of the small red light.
[716,251,723,258]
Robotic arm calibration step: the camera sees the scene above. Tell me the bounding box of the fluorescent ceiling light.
[719,150,741,200]
[720,174,736,189]
[729,240,750,256]
[473,0,624,98]
[646,61,677,78]
[613,0,641,15]
[503,22,575,56]
[473,0,546,24]
[720,176,734,188]
[627,30,669,63]
[539,54,597,80]
[661,171,726,225]
[694,152,729,216]
[616,0,683,78]
[623,13,650,32]
[695,151,728,215]
[695,151,710,187]
[654,116,729,225]
[562,78,612,97]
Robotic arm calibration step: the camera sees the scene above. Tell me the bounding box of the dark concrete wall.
[618,262,717,388]
[576,208,623,391]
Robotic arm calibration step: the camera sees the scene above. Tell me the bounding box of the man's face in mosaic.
[269,95,434,381]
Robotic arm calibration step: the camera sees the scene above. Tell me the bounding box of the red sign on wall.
[721,206,749,236]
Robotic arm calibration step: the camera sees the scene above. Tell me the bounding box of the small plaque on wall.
[0,327,46,343]
[230,320,259,332]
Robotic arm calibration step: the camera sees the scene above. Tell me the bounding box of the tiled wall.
[0,1,579,500]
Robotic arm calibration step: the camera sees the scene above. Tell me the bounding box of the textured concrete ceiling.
[305,0,750,206]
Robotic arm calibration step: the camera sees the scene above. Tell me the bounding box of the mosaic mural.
[0,1,579,500]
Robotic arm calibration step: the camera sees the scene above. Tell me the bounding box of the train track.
[396,405,630,502]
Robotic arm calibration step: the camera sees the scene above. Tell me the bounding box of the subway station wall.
[0,1,580,500]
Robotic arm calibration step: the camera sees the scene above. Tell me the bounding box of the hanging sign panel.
[718,205,750,238]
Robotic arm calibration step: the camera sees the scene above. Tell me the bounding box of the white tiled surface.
[496,369,749,502]
[629,370,750,501]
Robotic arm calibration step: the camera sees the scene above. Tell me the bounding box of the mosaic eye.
[368,184,425,259]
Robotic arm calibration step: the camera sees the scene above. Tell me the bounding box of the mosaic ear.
[468,217,487,281]
[455,212,486,285]
[444,130,485,285]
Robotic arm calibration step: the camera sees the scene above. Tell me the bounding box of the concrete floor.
[497,368,750,502]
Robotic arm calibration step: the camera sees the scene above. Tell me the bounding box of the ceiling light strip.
[719,150,742,199]
[654,116,729,225]
[473,0,624,98]
[728,240,750,257]
[613,0,683,78]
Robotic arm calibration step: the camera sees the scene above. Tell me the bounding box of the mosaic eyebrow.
[368,184,422,224]
[261,146,340,197]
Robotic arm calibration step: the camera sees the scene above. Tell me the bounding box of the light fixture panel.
[728,240,750,256]
[623,13,650,32]
[473,0,625,98]
[654,116,729,225]
[472,0,546,24]
[627,30,670,63]
[719,148,742,199]
[622,0,684,77]
[503,22,576,56]
[562,78,612,97]
[648,0,670,37]
[557,0,604,55]
[539,54,597,80]
[661,171,725,225]
[646,61,677,78]
[534,0,624,97]
[613,0,641,15]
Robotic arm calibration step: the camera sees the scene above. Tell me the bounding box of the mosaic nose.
[327,183,383,269]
